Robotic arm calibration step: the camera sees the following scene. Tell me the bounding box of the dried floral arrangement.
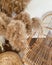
[0,0,52,65]
[0,0,30,16]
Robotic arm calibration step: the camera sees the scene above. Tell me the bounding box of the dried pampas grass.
[0,12,10,36]
[32,17,43,37]
[14,11,32,37]
[0,0,31,16]
[6,20,28,51]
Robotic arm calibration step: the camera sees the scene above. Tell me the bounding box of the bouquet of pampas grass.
[0,0,52,65]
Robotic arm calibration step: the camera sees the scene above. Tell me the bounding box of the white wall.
[25,0,52,18]
[25,0,52,37]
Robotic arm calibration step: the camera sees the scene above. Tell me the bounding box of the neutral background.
[25,0,52,18]
[25,0,52,37]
